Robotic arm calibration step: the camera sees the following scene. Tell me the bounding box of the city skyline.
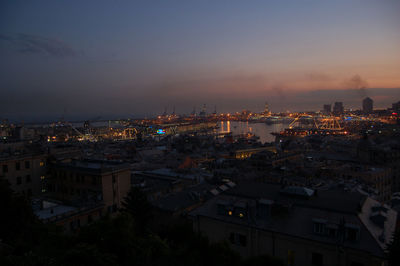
[1,0,400,121]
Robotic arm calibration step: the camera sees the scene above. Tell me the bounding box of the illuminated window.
[40,161,44,167]
[228,210,233,216]
[40,175,45,180]
[239,213,244,218]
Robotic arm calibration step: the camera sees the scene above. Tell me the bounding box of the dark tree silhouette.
[121,187,153,233]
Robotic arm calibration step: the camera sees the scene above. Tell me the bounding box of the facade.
[323,104,331,115]
[363,97,373,114]
[33,199,104,233]
[0,153,47,197]
[190,183,396,266]
[333,102,344,115]
[392,101,400,112]
[47,159,131,215]
[263,102,270,115]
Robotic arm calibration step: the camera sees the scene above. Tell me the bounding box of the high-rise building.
[264,102,270,115]
[333,102,344,115]
[199,104,206,117]
[323,104,331,115]
[392,101,400,112]
[362,97,373,114]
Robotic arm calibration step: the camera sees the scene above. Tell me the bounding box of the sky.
[1,0,400,121]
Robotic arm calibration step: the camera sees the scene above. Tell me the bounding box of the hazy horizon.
[1,0,399,122]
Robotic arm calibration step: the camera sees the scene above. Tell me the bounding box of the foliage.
[121,186,153,233]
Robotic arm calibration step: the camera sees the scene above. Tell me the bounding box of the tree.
[0,177,38,246]
[121,187,153,233]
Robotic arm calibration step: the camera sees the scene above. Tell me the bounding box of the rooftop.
[53,159,130,174]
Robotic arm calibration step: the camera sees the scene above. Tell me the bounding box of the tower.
[323,104,331,115]
[333,102,344,115]
[199,104,206,117]
[264,102,270,114]
[362,97,373,114]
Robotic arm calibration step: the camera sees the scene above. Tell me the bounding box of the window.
[16,162,20,171]
[17,176,22,185]
[2,165,8,173]
[238,234,247,246]
[40,175,45,180]
[346,228,359,241]
[39,161,44,167]
[327,227,337,237]
[229,232,247,247]
[311,252,323,266]
[26,175,31,183]
[314,222,325,234]
[25,161,30,169]
[70,221,75,230]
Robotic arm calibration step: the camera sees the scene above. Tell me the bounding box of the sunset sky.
[1,0,399,121]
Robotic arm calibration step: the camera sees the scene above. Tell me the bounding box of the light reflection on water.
[218,121,286,143]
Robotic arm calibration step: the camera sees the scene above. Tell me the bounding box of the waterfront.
[217,121,286,143]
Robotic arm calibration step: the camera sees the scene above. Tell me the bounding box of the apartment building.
[47,159,131,215]
[0,153,47,197]
[190,183,396,266]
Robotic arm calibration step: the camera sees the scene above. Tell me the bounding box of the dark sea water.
[217,121,286,143]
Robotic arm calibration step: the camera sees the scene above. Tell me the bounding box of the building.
[333,102,344,115]
[392,101,400,113]
[190,183,396,266]
[323,104,331,115]
[0,152,47,197]
[33,198,104,233]
[363,97,373,114]
[199,104,207,117]
[263,102,270,115]
[47,159,131,215]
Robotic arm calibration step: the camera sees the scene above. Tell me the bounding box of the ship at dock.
[271,115,348,139]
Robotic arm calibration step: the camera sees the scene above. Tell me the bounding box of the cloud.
[0,33,79,57]
[342,74,369,98]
